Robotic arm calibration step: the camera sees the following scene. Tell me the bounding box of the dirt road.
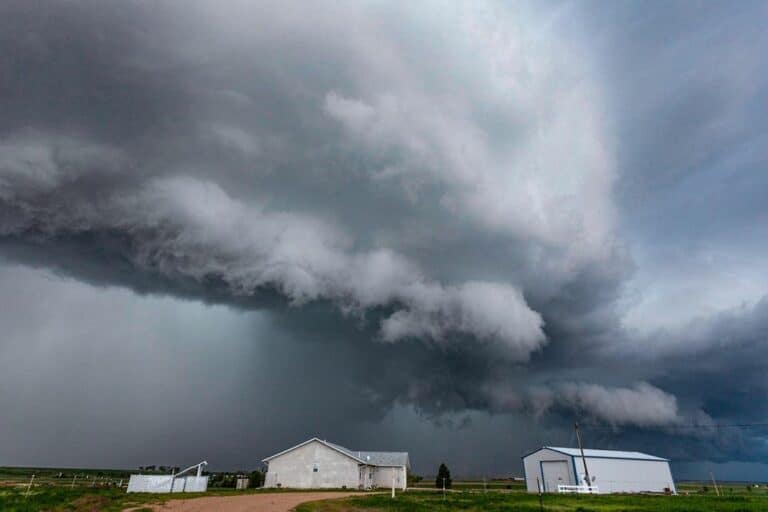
[135,492,362,512]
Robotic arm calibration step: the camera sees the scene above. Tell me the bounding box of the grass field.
[0,486,156,512]
[4,486,768,511]
[410,479,527,491]
[0,483,371,511]
[3,464,767,512]
[298,490,768,512]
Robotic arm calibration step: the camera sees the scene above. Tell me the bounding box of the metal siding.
[572,457,675,494]
[127,475,209,493]
[546,447,667,461]
[541,460,571,492]
[522,448,574,493]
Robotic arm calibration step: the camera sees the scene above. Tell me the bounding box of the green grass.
[0,485,374,512]
[4,475,767,512]
[0,487,153,512]
[410,480,526,491]
[297,490,768,512]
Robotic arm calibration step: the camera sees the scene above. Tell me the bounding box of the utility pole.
[536,476,544,512]
[574,422,591,491]
[25,475,35,498]
[710,471,720,496]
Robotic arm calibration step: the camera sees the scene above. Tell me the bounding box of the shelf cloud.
[2,0,768,476]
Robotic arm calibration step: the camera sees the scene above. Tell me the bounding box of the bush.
[249,470,265,488]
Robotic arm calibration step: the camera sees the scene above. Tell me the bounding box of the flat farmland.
[299,490,768,512]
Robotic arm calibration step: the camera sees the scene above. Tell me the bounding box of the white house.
[522,446,676,494]
[263,437,410,490]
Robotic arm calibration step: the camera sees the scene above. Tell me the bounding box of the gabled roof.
[527,446,667,461]
[263,438,364,464]
[263,437,410,467]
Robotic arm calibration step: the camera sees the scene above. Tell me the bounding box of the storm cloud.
[1,0,767,478]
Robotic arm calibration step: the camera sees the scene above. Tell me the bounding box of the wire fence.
[0,473,128,490]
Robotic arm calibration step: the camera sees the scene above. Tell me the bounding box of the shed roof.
[526,446,668,461]
[263,437,410,467]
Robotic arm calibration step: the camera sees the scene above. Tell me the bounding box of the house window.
[313,463,319,473]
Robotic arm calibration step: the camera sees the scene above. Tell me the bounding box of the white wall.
[370,466,407,490]
[573,457,676,494]
[524,449,676,494]
[127,475,208,493]
[523,449,575,492]
[264,440,360,489]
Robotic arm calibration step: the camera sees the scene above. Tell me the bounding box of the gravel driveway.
[133,492,364,512]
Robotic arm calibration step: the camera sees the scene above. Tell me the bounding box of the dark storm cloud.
[2,0,768,476]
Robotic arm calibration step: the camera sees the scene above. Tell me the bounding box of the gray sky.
[1,0,768,479]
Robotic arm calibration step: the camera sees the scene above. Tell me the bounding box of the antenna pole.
[710,471,720,496]
[574,422,591,491]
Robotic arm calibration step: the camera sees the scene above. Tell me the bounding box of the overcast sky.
[1,0,768,480]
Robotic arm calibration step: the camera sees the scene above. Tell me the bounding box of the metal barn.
[522,447,676,494]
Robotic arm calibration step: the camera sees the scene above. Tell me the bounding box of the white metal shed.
[522,446,676,494]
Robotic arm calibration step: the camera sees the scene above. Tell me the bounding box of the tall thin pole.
[575,422,591,490]
[536,476,544,512]
[25,474,35,498]
[710,471,720,496]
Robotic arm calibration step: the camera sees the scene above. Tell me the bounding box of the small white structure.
[263,437,409,490]
[127,461,209,493]
[522,447,676,495]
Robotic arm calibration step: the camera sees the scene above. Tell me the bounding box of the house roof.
[358,451,410,467]
[528,446,668,462]
[263,437,410,467]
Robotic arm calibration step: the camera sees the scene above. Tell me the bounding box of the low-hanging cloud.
[0,158,546,357]
[3,0,767,473]
[490,381,706,429]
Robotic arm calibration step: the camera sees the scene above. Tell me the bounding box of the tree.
[435,463,452,489]
[407,472,423,486]
[249,470,265,488]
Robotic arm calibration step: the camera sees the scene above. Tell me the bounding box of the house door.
[541,460,571,492]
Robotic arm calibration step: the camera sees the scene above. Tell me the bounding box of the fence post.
[536,477,544,512]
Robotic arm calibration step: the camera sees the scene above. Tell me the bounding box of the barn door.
[541,460,571,492]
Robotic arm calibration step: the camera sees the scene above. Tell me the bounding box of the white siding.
[524,448,677,495]
[523,448,575,492]
[370,466,407,490]
[572,456,676,494]
[265,440,360,489]
[127,475,208,493]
